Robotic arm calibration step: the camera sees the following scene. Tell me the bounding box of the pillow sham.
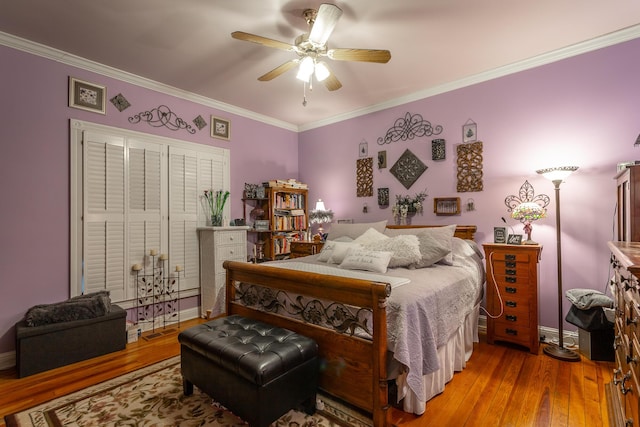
[339,249,393,274]
[317,241,364,264]
[354,227,389,245]
[410,231,452,268]
[385,224,457,265]
[327,220,388,241]
[363,234,421,268]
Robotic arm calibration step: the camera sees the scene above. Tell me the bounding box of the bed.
[223,223,484,426]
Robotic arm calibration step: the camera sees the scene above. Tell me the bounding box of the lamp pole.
[537,166,580,362]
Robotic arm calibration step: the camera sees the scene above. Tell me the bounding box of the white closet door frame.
[70,120,230,306]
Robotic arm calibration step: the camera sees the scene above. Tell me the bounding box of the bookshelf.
[243,186,308,261]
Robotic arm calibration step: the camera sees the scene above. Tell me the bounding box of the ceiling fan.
[231,3,391,92]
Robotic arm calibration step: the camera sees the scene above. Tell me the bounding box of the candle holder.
[131,250,181,334]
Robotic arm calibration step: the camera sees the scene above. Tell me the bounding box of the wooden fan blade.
[308,4,343,46]
[231,31,294,51]
[322,72,342,91]
[328,48,391,63]
[258,60,298,81]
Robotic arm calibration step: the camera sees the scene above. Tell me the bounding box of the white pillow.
[385,225,457,265]
[410,231,452,268]
[339,249,393,274]
[363,234,421,268]
[317,241,363,264]
[354,227,389,245]
[327,220,388,241]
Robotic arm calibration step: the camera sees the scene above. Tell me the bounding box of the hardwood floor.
[0,318,614,427]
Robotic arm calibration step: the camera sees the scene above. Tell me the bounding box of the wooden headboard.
[385,224,477,241]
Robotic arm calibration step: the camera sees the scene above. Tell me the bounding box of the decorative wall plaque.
[109,93,131,112]
[456,141,483,192]
[378,188,389,206]
[432,139,445,161]
[356,157,373,197]
[378,151,387,169]
[359,139,368,157]
[193,115,207,130]
[390,149,427,189]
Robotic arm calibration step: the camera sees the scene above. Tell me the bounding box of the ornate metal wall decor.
[356,157,373,197]
[109,93,131,112]
[504,180,550,212]
[129,105,196,134]
[390,149,427,189]
[432,139,445,161]
[456,141,483,192]
[193,115,207,130]
[378,188,389,206]
[377,112,443,145]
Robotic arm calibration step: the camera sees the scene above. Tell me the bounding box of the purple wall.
[299,37,640,335]
[0,44,298,353]
[2,35,639,356]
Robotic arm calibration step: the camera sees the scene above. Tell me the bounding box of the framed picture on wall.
[69,77,106,114]
[211,116,230,140]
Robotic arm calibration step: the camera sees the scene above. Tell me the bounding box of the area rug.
[5,356,372,427]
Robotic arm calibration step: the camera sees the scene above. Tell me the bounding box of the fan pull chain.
[302,82,307,107]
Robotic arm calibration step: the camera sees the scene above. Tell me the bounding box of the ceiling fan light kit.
[231,3,391,105]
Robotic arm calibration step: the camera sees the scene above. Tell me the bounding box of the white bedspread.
[270,237,485,403]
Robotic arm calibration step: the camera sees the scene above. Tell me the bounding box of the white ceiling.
[1,0,640,130]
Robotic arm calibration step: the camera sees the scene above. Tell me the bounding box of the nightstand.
[483,243,542,354]
[290,240,324,258]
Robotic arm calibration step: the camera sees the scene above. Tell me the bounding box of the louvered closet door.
[168,147,200,292]
[127,138,165,299]
[83,132,126,301]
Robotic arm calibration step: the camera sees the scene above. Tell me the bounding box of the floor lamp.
[536,166,580,362]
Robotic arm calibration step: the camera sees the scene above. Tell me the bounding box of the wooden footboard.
[223,260,392,427]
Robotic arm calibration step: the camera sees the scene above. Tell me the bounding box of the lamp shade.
[536,166,579,182]
[315,199,326,211]
[511,202,546,222]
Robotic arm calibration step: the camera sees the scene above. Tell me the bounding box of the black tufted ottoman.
[178,315,319,427]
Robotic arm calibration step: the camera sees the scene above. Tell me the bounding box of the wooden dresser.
[198,226,249,318]
[608,241,640,426]
[483,243,542,354]
[289,240,324,258]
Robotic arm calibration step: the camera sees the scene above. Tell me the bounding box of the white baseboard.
[0,308,202,371]
[0,350,15,371]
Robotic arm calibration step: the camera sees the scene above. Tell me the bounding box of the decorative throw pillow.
[363,234,421,268]
[327,220,388,241]
[410,231,452,268]
[339,249,393,274]
[354,227,389,245]
[318,241,363,264]
[385,225,457,265]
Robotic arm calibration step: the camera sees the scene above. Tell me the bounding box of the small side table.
[290,240,324,258]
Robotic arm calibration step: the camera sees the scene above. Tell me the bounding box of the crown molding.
[0,31,298,132]
[2,24,639,134]
[299,24,640,132]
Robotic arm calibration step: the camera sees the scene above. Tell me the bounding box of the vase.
[211,213,223,227]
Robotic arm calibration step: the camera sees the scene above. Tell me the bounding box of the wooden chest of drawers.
[483,243,542,354]
[290,240,324,258]
[608,241,640,426]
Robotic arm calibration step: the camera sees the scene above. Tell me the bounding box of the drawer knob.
[613,368,622,385]
[505,328,518,336]
[621,371,633,395]
[505,287,517,294]
[627,316,638,326]
[506,261,516,268]
[505,277,517,284]
[505,254,516,261]
[506,315,518,322]
[506,301,517,308]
